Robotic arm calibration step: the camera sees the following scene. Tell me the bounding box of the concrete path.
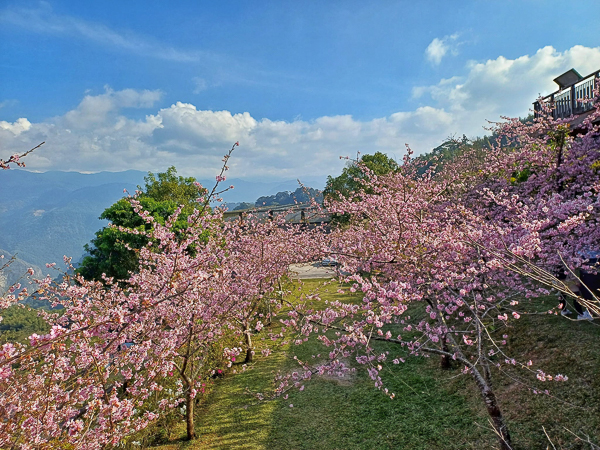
[289,262,337,279]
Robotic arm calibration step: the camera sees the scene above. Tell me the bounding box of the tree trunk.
[185,388,196,440]
[179,360,196,441]
[244,324,253,363]
[470,367,512,450]
[440,334,451,370]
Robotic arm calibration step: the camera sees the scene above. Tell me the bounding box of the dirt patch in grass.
[319,372,355,386]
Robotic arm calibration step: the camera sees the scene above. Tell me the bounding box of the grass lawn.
[150,279,600,450]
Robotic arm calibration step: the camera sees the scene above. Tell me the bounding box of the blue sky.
[1,0,599,180]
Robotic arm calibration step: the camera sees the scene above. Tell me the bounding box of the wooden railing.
[222,203,331,224]
[534,70,599,119]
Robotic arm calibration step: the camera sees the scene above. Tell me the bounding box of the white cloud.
[62,87,162,129]
[0,118,31,136]
[425,34,460,65]
[2,45,599,180]
[152,103,257,148]
[414,45,600,134]
[0,91,455,179]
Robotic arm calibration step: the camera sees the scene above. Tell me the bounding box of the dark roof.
[553,68,583,89]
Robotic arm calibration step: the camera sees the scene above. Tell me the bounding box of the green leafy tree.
[323,152,399,202]
[142,166,201,204]
[77,167,204,283]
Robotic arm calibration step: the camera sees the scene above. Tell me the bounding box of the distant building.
[533,68,599,130]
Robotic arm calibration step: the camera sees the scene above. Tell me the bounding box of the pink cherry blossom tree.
[0,205,243,446]
[226,213,324,364]
[279,93,599,450]
[0,142,326,446]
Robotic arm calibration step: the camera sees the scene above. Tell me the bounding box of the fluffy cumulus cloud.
[2,45,599,180]
[425,34,460,65]
[62,87,163,129]
[0,98,459,179]
[0,118,31,136]
[414,45,600,135]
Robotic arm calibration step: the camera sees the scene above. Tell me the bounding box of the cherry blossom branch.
[0,142,44,170]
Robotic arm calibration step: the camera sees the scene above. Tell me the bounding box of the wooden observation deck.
[533,68,599,127]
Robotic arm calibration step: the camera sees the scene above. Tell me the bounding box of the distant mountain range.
[0,169,326,280]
